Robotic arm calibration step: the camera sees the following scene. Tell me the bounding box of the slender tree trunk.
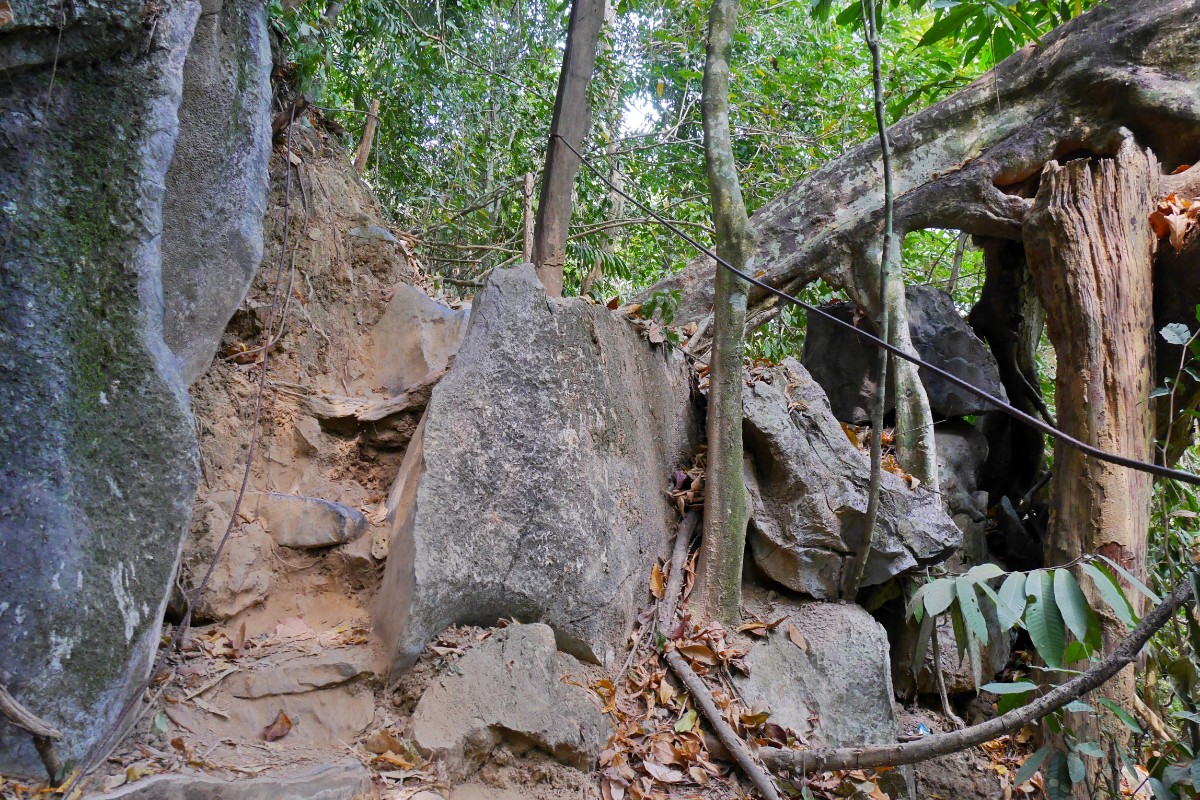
[532,0,605,297]
[353,98,380,175]
[1024,138,1158,794]
[695,0,753,627]
[522,172,535,263]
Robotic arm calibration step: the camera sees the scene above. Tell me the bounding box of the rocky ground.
[2,124,1035,800]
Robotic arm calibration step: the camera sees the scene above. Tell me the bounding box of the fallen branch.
[761,568,1197,773]
[657,511,781,800]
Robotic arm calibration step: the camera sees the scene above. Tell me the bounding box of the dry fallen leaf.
[642,759,686,783]
[649,562,665,600]
[262,709,293,741]
[787,624,809,653]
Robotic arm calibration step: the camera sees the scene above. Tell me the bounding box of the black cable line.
[548,132,1200,487]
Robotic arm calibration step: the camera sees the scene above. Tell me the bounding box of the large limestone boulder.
[733,601,913,798]
[373,264,698,670]
[161,0,272,384]
[411,624,609,779]
[742,361,960,599]
[0,0,272,774]
[0,1,206,776]
[802,285,1008,422]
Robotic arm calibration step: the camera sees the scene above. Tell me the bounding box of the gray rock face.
[802,285,1008,422]
[411,624,609,779]
[248,492,369,549]
[177,493,273,622]
[370,283,470,395]
[91,762,372,800]
[733,601,913,798]
[742,361,960,599]
[0,2,203,776]
[162,0,272,384]
[225,648,371,698]
[373,264,698,670]
[935,420,989,519]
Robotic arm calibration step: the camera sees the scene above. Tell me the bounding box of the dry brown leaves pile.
[595,609,795,800]
[1151,187,1200,253]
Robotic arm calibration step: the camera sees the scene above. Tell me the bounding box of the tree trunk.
[642,0,1200,337]
[531,0,605,297]
[353,98,380,175]
[1024,138,1158,793]
[695,0,753,627]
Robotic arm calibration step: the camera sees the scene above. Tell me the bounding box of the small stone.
[87,762,371,799]
[248,492,368,550]
[733,600,914,798]
[410,624,610,780]
[349,224,397,242]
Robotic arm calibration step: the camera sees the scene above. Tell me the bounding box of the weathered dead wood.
[760,567,1196,774]
[353,98,380,174]
[1025,139,1158,794]
[645,0,1200,332]
[532,0,606,297]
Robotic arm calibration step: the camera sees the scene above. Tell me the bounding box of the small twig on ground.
[657,511,781,800]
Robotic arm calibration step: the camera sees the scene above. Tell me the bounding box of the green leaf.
[1053,569,1093,643]
[981,681,1038,694]
[1191,757,1200,791]
[996,572,1027,630]
[1015,745,1052,786]
[1098,697,1144,735]
[1080,562,1137,628]
[1064,700,1093,713]
[1174,710,1200,725]
[1148,777,1174,800]
[950,602,970,664]
[924,578,957,617]
[911,608,936,680]
[1027,570,1066,669]
[1045,751,1071,800]
[1150,386,1173,399]
[917,4,974,47]
[674,709,698,733]
[1074,741,1106,758]
[1097,555,1160,603]
[997,690,1031,714]
[1162,322,1193,346]
[966,563,1006,583]
[1067,753,1085,785]
[956,577,990,646]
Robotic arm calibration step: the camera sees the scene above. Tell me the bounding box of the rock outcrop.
[161,0,272,384]
[410,624,609,779]
[0,0,215,776]
[733,600,913,798]
[92,762,372,800]
[370,283,470,395]
[742,361,960,599]
[801,285,1008,422]
[373,264,698,670]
